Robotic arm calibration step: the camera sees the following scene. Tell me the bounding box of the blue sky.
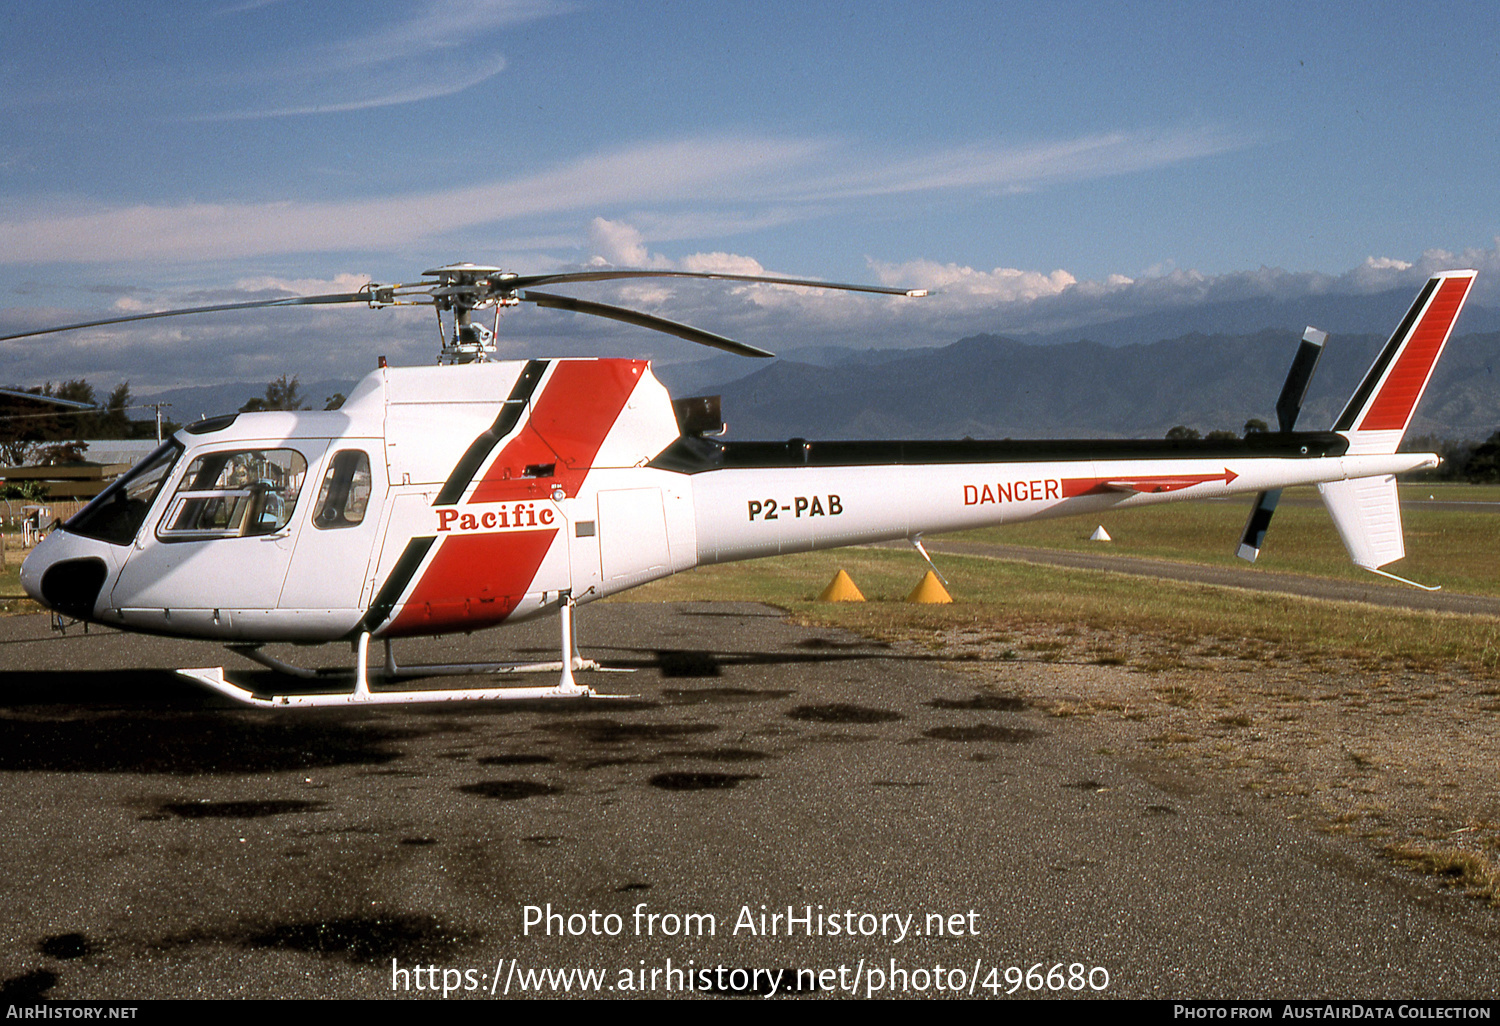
[2,0,1498,391]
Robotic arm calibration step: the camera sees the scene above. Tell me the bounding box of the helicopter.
[5,264,1475,708]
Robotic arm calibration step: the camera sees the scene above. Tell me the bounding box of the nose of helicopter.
[20,529,117,621]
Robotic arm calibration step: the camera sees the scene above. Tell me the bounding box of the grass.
[1385,843,1500,906]
[1400,482,1500,503]
[630,545,1500,678]
[0,539,39,615]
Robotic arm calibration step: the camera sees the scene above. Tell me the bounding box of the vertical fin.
[1317,475,1437,589]
[1334,271,1474,453]
[1309,272,1475,585]
[1318,475,1404,570]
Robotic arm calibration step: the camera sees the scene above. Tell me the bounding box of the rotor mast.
[423,264,517,364]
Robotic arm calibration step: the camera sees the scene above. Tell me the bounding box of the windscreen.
[64,440,182,546]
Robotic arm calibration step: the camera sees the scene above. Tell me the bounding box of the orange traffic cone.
[818,569,866,602]
[905,570,953,604]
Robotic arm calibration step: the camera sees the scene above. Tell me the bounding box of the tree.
[1243,418,1270,435]
[240,375,309,413]
[0,479,45,501]
[1165,425,1201,441]
[51,379,96,406]
[38,440,87,464]
[97,383,133,438]
[1466,431,1500,483]
[0,382,96,465]
[1402,434,1471,481]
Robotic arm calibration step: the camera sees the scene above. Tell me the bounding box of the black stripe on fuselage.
[1333,277,1436,432]
[432,359,549,507]
[648,432,1350,474]
[353,535,435,637]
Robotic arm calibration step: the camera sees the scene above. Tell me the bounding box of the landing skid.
[177,592,633,708]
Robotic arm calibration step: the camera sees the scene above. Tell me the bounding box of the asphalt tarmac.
[0,604,1496,1001]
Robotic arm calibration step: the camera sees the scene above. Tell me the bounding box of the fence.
[0,500,86,568]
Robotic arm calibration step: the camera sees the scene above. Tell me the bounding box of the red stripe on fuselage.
[1358,275,1472,432]
[385,360,645,636]
[469,359,645,503]
[384,529,558,636]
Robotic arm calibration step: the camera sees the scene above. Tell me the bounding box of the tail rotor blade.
[1274,327,1327,431]
[1238,327,1327,563]
[1237,487,1282,563]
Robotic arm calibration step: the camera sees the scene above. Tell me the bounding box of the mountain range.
[132,285,1500,443]
[657,329,1500,442]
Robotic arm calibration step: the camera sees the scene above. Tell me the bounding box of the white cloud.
[584,220,770,278]
[190,0,571,120]
[0,136,822,264]
[9,238,1499,391]
[677,252,768,276]
[870,259,1077,302]
[1411,242,1500,281]
[193,54,510,121]
[782,126,1249,203]
[346,0,571,61]
[228,272,373,297]
[563,229,1500,362]
[0,124,1246,267]
[586,218,671,269]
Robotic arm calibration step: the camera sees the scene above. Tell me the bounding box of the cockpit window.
[158,448,308,539]
[65,440,182,546]
[312,450,371,529]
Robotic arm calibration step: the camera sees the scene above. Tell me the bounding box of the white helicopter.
[5,264,1475,708]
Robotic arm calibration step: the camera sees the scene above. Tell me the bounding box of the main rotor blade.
[0,291,373,343]
[521,290,775,358]
[509,269,928,298]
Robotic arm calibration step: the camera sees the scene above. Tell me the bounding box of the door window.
[158,449,308,539]
[312,450,372,529]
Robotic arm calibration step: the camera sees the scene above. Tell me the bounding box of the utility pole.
[148,402,172,443]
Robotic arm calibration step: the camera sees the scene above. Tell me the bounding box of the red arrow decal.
[1062,468,1238,497]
